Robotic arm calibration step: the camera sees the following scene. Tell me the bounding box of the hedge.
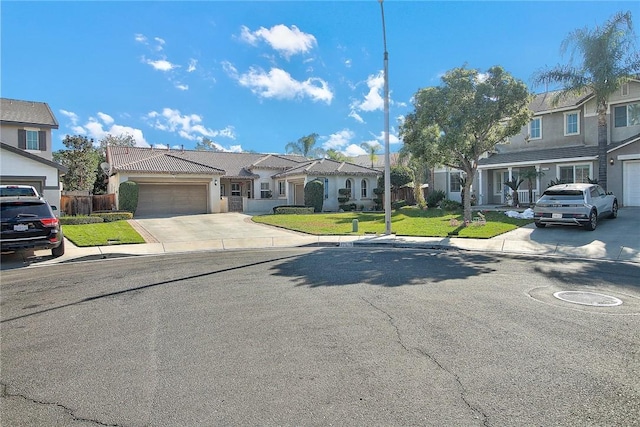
[91,211,134,222]
[273,206,315,214]
[60,215,104,225]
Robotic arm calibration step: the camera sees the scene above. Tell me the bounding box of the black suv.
[1,196,65,257]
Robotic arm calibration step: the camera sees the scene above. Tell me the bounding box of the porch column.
[535,165,541,202]
[477,170,484,205]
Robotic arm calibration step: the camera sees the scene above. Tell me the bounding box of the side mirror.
[51,206,58,211]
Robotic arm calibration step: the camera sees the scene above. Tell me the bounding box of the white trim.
[563,111,580,136]
[529,117,542,140]
[478,156,597,170]
[556,163,593,183]
[618,153,640,161]
[608,135,640,153]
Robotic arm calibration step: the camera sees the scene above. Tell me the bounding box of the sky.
[2,0,638,156]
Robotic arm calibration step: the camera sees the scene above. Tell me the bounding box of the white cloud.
[144,57,179,72]
[67,113,148,146]
[229,65,333,104]
[97,112,114,125]
[239,24,317,59]
[187,59,197,72]
[343,144,367,157]
[322,129,354,150]
[146,108,236,142]
[348,110,364,124]
[352,71,385,112]
[59,109,79,125]
[344,59,352,68]
[154,37,166,51]
[134,33,147,43]
[175,83,189,91]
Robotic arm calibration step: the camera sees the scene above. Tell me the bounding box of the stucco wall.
[0,124,54,161]
[0,148,62,207]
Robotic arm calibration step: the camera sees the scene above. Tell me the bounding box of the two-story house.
[0,98,67,208]
[433,81,640,207]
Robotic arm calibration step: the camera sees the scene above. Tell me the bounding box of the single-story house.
[106,146,381,216]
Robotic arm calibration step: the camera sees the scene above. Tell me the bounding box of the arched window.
[345,179,352,198]
[361,179,368,198]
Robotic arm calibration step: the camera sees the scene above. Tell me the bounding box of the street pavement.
[2,208,639,269]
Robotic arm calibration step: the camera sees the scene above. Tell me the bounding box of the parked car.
[0,185,40,197]
[0,196,65,256]
[533,183,617,231]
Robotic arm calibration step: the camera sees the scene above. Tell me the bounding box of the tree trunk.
[597,106,608,191]
[463,177,473,223]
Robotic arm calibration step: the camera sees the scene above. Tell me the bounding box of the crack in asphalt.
[361,297,491,427]
[1,382,124,427]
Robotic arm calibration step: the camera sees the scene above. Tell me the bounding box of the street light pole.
[379,0,392,235]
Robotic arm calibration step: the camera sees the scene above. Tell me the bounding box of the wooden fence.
[60,193,116,216]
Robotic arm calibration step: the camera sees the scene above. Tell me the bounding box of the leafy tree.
[285,133,325,158]
[360,142,381,168]
[325,149,351,162]
[54,135,100,192]
[533,11,640,191]
[378,165,414,203]
[94,133,137,194]
[196,137,223,151]
[304,180,324,212]
[400,66,531,222]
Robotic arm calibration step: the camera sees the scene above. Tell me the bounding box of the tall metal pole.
[379,0,392,235]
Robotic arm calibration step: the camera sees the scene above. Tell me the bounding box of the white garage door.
[136,184,207,216]
[623,160,640,206]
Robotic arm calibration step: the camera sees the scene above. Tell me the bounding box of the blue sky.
[2,1,638,155]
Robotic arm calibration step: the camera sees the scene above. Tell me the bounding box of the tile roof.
[108,146,224,175]
[273,158,382,178]
[0,98,59,128]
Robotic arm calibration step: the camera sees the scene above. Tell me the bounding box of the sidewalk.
[34,228,640,265]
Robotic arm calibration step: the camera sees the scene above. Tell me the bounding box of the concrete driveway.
[131,212,305,243]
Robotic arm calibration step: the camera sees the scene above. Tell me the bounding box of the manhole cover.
[553,291,623,307]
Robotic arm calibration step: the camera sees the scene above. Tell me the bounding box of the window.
[529,118,542,140]
[278,181,286,197]
[231,183,241,196]
[345,179,352,198]
[324,178,329,199]
[564,112,579,135]
[450,172,462,192]
[559,164,591,183]
[26,131,39,150]
[614,103,640,127]
[361,179,368,198]
[260,182,271,198]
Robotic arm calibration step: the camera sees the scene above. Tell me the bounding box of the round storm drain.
[553,291,623,307]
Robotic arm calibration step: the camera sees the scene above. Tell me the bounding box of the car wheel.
[610,200,618,219]
[535,222,546,228]
[584,210,597,231]
[52,239,65,257]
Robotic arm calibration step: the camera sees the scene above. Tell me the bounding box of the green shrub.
[426,190,446,208]
[304,180,324,213]
[274,206,315,214]
[91,211,134,222]
[392,200,408,210]
[60,215,104,225]
[118,181,139,213]
[441,199,462,211]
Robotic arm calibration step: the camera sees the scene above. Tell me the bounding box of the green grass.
[62,221,146,247]
[252,208,534,239]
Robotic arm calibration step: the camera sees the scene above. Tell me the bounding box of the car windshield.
[539,190,584,202]
[0,187,37,197]
[1,202,50,219]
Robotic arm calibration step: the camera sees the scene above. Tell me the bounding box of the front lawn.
[252,208,533,238]
[63,221,146,247]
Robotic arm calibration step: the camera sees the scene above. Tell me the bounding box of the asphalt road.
[1,248,639,426]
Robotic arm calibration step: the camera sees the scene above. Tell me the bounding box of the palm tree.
[533,11,640,191]
[360,142,381,168]
[285,133,325,158]
[325,149,351,162]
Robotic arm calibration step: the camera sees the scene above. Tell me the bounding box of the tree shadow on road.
[270,248,502,288]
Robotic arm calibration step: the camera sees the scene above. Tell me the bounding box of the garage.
[623,160,640,207]
[135,183,208,217]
